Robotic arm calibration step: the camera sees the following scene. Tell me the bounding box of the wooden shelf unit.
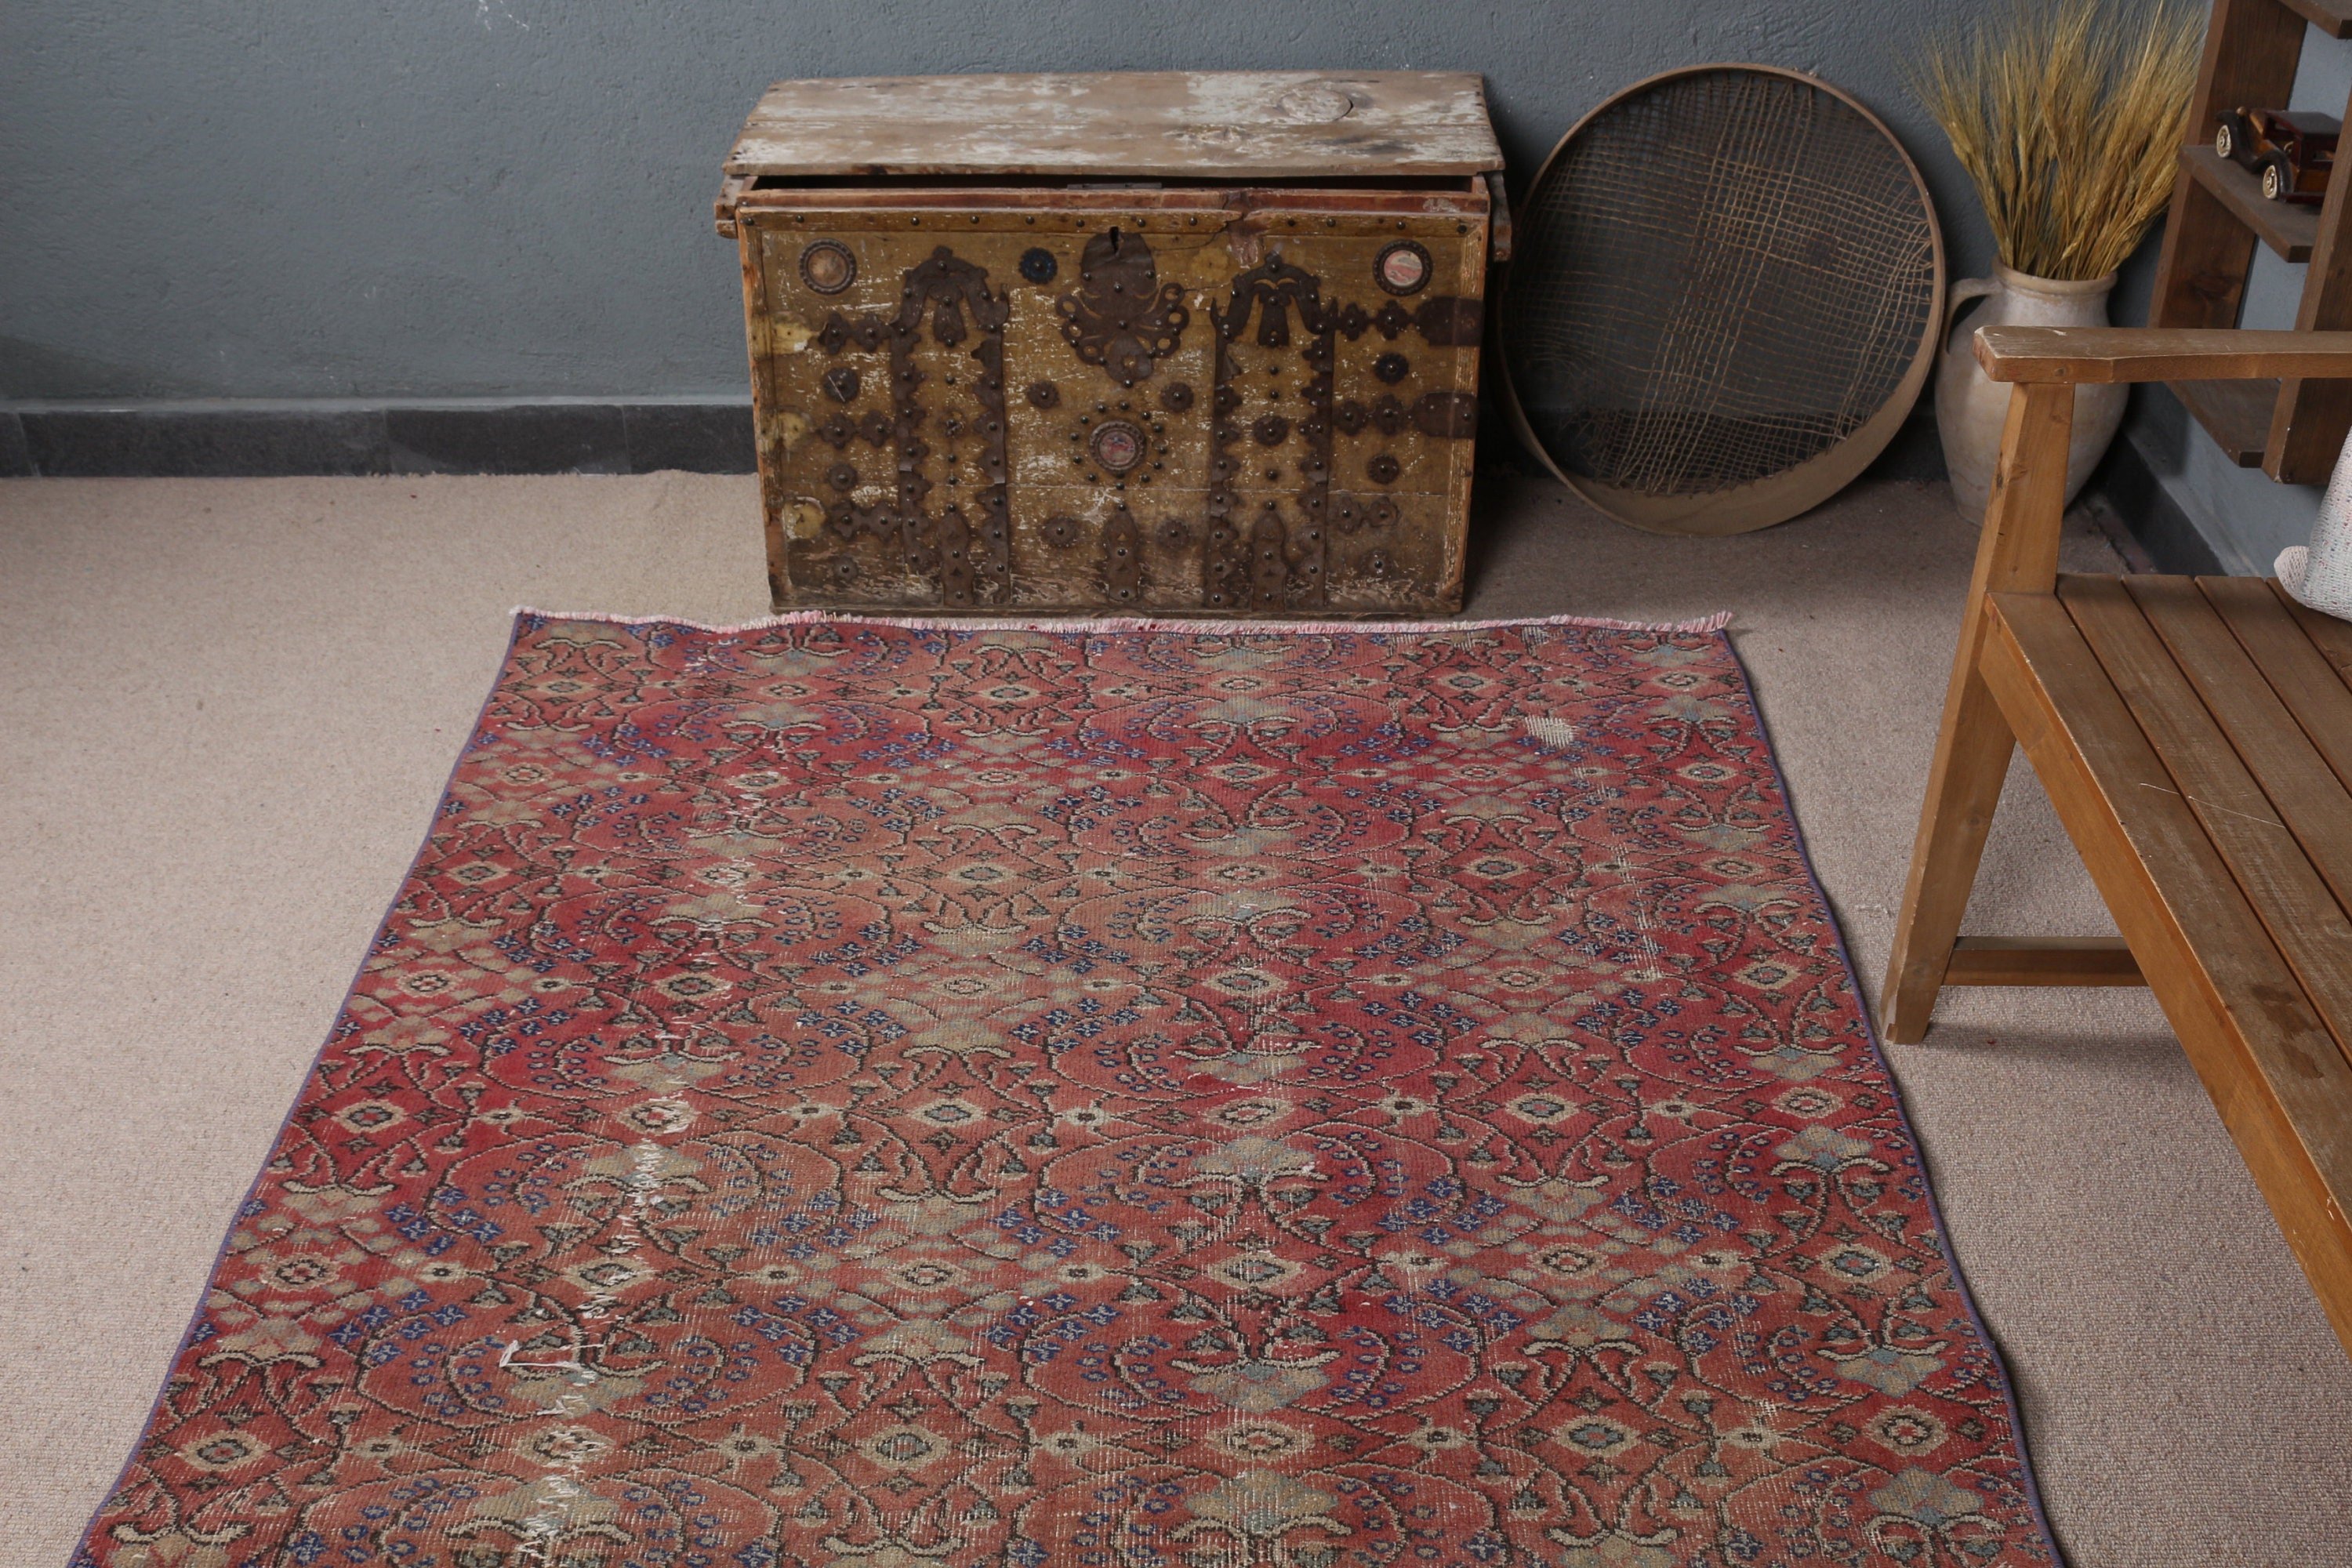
[2151,0,2352,481]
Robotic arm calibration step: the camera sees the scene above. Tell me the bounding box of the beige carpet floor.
[2,472,2347,1567]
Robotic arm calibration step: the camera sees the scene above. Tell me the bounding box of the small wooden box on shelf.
[713,72,1508,616]
[2152,0,2352,481]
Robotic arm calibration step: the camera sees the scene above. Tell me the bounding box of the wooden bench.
[1884,326,2352,1358]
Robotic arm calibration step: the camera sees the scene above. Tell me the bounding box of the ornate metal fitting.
[1373,354,1410,385]
[1159,381,1194,413]
[899,247,1010,349]
[826,462,858,492]
[1089,419,1147,474]
[1332,400,1368,435]
[1221,255,1330,350]
[1373,301,1413,339]
[1370,394,1408,435]
[1248,510,1290,604]
[1026,380,1061,409]
[824,499,892,542]
[816,415,856,449]
[1410,390,1479,440]
[1367,453,1402,485]
[1019,247,1058,283]
[846,245,1013,608]
[1413,296,1483,347]
[1335,303,1371,341]
[1375,240,1432,295]
[1043,514,1083,550]
[1251,415,1291,447]
[822,367,861,403]
[799,240,856,294]
[1056,228,1188,386]
[1329,496,1398,533]
[1099,505,1145,602]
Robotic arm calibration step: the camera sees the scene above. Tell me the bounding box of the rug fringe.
[510,606,1736,637]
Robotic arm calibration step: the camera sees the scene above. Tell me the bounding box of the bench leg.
[1878,381,2077,1044]
[1884,662,2017,1041]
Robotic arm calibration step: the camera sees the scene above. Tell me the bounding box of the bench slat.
[2278,580,2352,689]
[1984,592,2352,1349]
[2204,576,2352,799]
[2063,576,2352,1072]
[2130,576,2352,925]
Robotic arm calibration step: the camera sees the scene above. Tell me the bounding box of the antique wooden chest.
[716,72,1506,615]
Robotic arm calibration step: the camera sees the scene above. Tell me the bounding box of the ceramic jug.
[1934,264,2127,520]
[2281,430,2352,621]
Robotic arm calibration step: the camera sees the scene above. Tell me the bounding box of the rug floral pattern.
[79,615,2054,1568]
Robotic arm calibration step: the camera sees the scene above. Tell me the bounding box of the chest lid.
[722,71,1502,182]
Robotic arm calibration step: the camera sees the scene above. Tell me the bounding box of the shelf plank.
[2181,146,2320,261]
[2174,376,2278,466]
[2284,0,2352,39]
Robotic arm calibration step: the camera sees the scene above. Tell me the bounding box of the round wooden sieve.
[1500,64,1946,535]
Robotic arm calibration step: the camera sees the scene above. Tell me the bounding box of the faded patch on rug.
[78,612,2056,1568]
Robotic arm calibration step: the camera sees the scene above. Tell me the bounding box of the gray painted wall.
[3,1,2010,404]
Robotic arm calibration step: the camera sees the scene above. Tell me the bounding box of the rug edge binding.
[509,606,1737,636]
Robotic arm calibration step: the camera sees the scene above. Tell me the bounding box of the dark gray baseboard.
[0,408,31,477]
[1858,410,1946,483]
[2081,425,2225,576]
[0,399,757,478]
[3,397,1951,487]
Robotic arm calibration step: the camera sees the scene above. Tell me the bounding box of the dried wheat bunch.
[1918,0,2203,281]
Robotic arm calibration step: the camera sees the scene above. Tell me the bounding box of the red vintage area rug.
[82,612,2056,1568]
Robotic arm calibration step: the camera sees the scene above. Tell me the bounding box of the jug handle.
[1941,276,1999,360]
